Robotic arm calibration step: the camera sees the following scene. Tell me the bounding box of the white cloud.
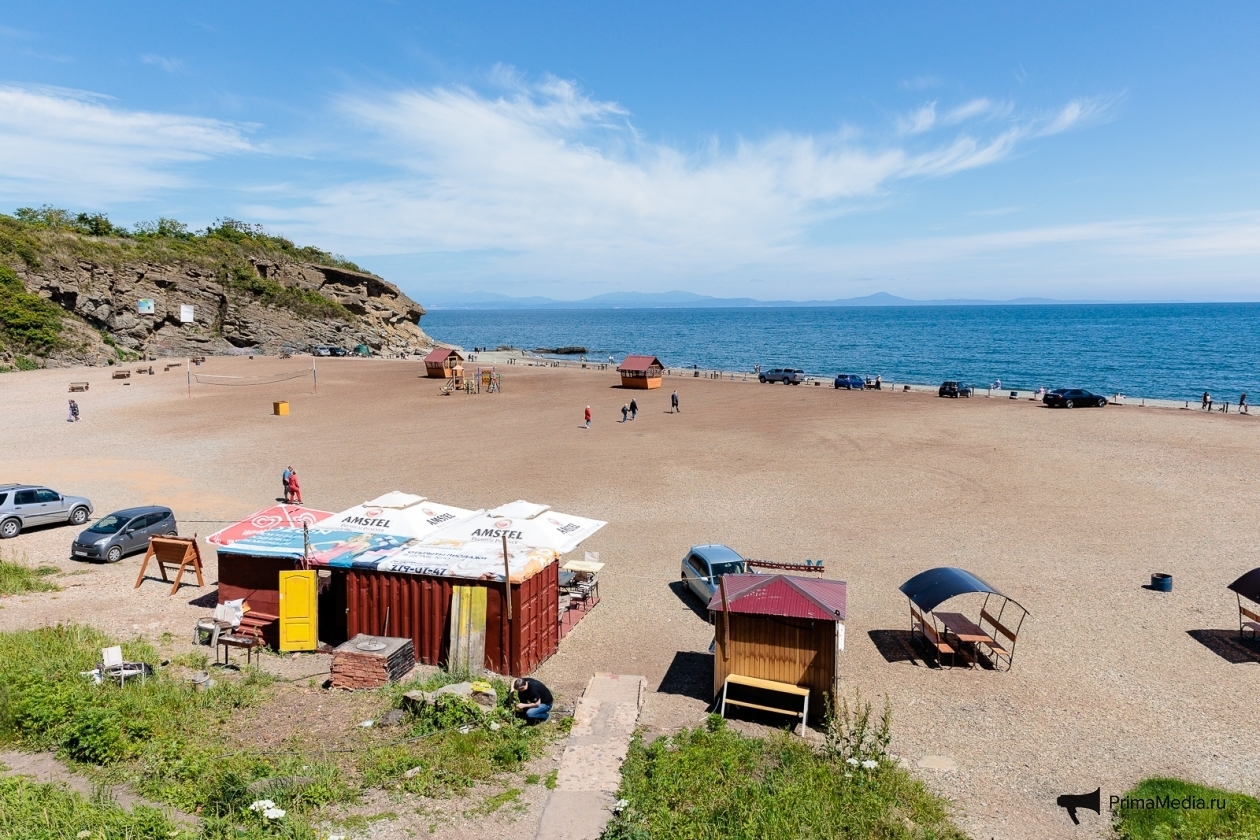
[0,84,257,201]
[1038,97,1112,136]
[896,102,936,134]
[943,98,997,124]
[141,54,184,73]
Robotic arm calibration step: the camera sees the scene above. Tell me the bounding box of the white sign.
[137,299,155,315]
[179,304,195,323]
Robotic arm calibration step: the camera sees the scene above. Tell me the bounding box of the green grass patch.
[604,714,966,840]
[0,553,60,596]
[1113,777,1260,839]
[358,672,549,798]
[0,776,183,840]
[0,264,63,354]
[224,265,351,322]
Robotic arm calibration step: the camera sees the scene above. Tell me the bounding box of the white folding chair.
[100,645,144,686]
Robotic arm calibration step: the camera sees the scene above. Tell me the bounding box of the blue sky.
[1,2,1258,301]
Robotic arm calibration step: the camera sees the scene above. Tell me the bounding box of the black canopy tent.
[1227,568,1260,643]
[899,566,1029,670]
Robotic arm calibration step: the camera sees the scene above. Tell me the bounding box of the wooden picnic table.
[935,611,997,667]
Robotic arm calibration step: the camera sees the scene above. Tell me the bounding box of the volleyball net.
[190,367,315,388]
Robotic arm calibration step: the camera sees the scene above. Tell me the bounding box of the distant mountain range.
[421,290,1112,310]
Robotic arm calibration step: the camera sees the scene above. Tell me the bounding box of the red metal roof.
[618,355,664,372]
[706,574,846,621]
[423,348,461,363]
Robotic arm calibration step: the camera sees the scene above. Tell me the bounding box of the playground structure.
[440,366,501,395]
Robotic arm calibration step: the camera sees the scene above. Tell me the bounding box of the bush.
[1114,777,1260,839]
[0,776,180,840]
[0,264,63,353]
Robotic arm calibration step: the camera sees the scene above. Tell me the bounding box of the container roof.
[618,355,664,372]
[899,566,1007,613]
[1228,568,1260,603]
[706,574,846,621]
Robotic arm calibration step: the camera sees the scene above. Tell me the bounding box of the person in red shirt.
[287,469,303,504]
[584,405,591,429]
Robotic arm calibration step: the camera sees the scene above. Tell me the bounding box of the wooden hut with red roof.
[707,574,846,723]
[423,347,464,378]
[617,355,664,389]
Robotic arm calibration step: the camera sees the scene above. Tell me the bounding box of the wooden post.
[719,576,730,661]
[502,533,512,675]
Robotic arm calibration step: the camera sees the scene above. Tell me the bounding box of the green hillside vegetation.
[0,206,361,357]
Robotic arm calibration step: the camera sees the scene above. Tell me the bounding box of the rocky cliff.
[0,211,434,367]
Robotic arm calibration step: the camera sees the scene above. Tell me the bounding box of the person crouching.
[512,677,553,724]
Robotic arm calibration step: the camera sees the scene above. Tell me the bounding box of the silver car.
[0,484,93,539]
[680,544,751,603]
[72,506,178,563]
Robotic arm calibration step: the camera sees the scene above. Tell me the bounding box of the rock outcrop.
[14,257,433,365]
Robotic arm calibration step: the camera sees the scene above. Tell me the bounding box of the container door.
[279,570,318,651]
[448,585,487,674]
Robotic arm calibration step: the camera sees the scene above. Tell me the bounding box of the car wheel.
[1065,400,1074,409]
[105,545,123,563]
[166,531,178,538]
[69,506,89,526]
[0,518,20,539]
[758,375,766,383]
[1097,398,1107,407]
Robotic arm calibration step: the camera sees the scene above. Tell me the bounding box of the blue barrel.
[1151,573,1173,592]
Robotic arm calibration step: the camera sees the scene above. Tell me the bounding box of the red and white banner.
[207,505,334,546]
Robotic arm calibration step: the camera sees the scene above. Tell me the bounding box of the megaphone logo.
[1056,787,1101,824]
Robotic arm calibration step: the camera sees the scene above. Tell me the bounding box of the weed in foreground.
[1113,777,1260,840]
[0,552,60,596]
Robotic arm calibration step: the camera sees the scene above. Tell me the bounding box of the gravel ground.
[2,357,1259,839]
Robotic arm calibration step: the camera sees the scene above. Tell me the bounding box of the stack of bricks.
[330,635,416,690]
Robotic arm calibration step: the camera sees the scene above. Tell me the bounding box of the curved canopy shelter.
[898,567,1029,671]
[1227,568,1260,643]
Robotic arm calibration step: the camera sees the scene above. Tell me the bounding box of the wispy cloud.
[900,75,942,91]
[141,54,184,73]
[1038,96,1113,136]
[897,102,936,134]
[0,84,257,202]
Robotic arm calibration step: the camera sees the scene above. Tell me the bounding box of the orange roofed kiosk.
[424,348,465,378]
[618,355,664,389]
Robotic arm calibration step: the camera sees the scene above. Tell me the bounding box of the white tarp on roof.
[325,497,479,539]
[424,501,606,555]
[373,542,558,583]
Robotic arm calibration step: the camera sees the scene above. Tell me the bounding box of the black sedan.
[1043,388,1107,408]
[938,381,973,398]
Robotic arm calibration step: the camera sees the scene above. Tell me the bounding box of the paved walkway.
[534,673,645,840]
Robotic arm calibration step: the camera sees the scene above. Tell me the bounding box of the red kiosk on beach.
[618,355,664,389]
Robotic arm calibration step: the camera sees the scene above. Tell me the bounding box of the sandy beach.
[2,355,1258,839]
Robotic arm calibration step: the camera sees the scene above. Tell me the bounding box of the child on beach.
[621,404,629,423]
[67,400,79,422]
[584,406,591,429]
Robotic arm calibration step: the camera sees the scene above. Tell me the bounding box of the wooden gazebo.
[617,355,664,389]
[423,348,465,379]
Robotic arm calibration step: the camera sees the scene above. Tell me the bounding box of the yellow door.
[279,570,318,651]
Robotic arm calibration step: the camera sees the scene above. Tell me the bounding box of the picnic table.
[934,612,996,666]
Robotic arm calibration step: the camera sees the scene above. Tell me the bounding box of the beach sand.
[2,356,1258,839]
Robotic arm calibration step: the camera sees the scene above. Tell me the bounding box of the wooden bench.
[979,609,1021,670]
[164,363,180,371]
[910,606,955,668]
[719,674,811,735]
[1240,603,1260,644]
[111,370,130,380]
[68,382,89,392]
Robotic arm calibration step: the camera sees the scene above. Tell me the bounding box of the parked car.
[938,381,973,398]
[1042,388,1108,408]
[680,544,751,602]
[312,346,332,357]
[0,485,93,539]
[834,374,865,390]
[759,368,806,384]
[328,346,348,357]
[72,506,178,563]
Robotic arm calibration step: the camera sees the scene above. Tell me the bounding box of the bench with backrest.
[978,609,1021,670]
[69,382,89,392]
[910,606,955,668]
[719,674,811,735]
[1240,600,1260,644]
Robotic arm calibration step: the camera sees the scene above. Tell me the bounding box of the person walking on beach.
[67,400,80,422]
[584,406,591,429]
[287,469,303,504]
[629,398,638,420]
[1202,391,1211,410]
[620,404,629,423]
[1240,393,1249,414]
[671,390,679,413]
[283,466,293,502]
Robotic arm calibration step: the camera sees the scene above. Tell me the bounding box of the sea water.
[423,303,1260,403]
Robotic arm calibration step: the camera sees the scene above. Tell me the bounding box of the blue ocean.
[423,304,1260,402]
